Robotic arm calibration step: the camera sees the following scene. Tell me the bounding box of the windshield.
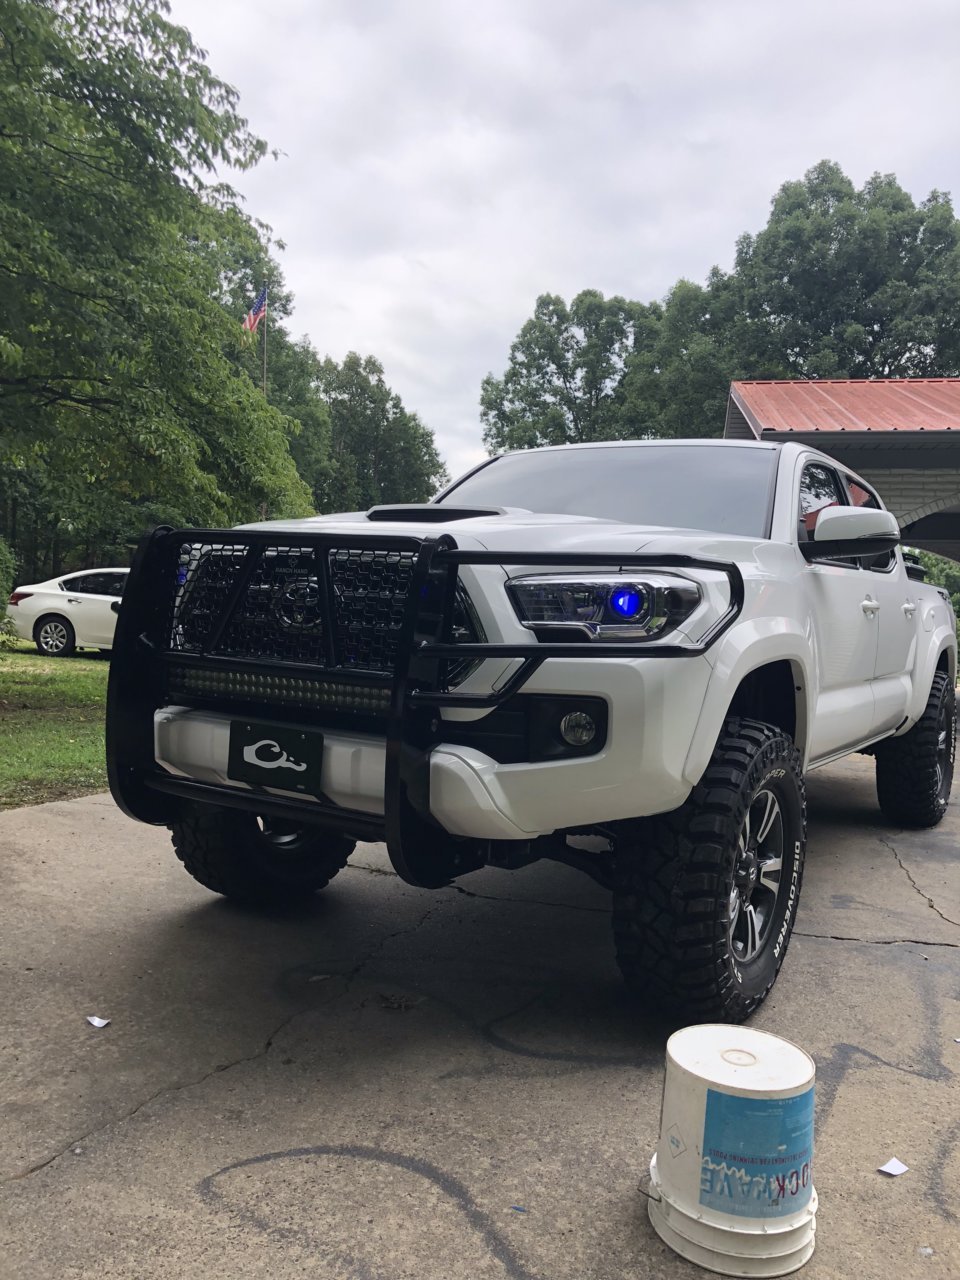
[438,444,777,538]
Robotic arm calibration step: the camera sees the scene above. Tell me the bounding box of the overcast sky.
[168,0,960,480]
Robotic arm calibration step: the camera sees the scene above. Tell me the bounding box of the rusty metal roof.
[728,379,960,436]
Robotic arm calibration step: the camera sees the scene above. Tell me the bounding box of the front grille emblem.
[277,578,322,631]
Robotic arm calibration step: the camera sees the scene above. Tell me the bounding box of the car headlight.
[506,573,703,642]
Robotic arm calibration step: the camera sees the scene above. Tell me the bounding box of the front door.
[796,462,878,760]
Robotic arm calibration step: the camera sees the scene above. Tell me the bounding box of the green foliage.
[0,0,313,576]
[316,354,448,511]
[0,0,449,576]
[0,646,109,807]
[483,161,960,453]
[481,292,642,450]
[915,550,960,596]
[0,533,15,645]
[0,535,15,601]
[730,161,960,378]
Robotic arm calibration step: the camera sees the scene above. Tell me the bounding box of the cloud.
[169,0,960,479]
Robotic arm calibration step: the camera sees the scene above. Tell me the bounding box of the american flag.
[241,284,268,336]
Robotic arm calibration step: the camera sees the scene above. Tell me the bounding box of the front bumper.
[151,650,713,841]
[107,526,740,886]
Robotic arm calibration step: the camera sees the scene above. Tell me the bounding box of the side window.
[798,464,846,542]
[68,572,110,595]
[845,476,896,572]
[103,573,127,597]
[846,479,879,511]
[63,573,97,594]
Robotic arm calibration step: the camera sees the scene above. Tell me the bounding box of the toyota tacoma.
[106,440,957,1022]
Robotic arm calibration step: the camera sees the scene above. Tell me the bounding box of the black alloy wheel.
[729,786,786,964]
[613,717,806,1023]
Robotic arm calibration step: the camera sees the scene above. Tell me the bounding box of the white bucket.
[647,1024,816,1278]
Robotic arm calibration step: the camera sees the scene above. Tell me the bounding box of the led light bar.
[167,665,392,715]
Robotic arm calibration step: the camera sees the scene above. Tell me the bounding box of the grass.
[0,640,110,809]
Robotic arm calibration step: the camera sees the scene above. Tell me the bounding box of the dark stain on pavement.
[199,1144,544,1280]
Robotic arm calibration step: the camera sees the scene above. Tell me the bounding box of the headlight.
[506,573,703,641]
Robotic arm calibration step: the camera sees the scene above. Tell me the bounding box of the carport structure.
[724,378,960,559]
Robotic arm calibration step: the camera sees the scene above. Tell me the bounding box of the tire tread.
[170,807,354,905]
[875,671,955,829]
[612,717,806,1023]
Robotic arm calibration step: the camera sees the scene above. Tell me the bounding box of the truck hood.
[236,508,760,559]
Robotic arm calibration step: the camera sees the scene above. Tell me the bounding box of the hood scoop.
[365,503,507,523]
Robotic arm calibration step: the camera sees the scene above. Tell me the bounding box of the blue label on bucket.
[699,1087,814,1218]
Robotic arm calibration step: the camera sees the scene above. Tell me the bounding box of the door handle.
[67,597,83,605]
[861,598,880,616]
[902,602,917,617]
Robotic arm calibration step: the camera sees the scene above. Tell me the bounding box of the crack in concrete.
[347,898,442,982]
[2,1009,308,1185]
[795,929,959,949]
[452,884,608,914]
[877,834,960,928]
[7,892,460,1188]
[7,893,454,1187]
[346,862,395,878]
[346,860,608,915]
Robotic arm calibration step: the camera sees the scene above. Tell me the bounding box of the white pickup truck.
[106,439,957,1022]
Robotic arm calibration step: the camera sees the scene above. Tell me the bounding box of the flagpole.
[262,286,268,398]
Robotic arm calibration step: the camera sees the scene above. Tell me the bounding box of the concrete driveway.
[0,756,957,1279]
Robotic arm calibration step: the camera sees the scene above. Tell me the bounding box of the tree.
[620,280,732,439]
[316,354,447,512]
[730,160,960,379]
[480,161,960,454]
[0,0,311,577]
[480,291,645,451]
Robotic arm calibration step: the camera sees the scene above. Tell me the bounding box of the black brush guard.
[106,525,743,887]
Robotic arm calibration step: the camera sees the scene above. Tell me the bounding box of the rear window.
[439,444,777,538]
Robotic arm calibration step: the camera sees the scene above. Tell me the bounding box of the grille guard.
[106,525,743,887]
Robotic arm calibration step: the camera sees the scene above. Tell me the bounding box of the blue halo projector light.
[610,586,643,620]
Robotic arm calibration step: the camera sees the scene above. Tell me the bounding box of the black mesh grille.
[218,546,326,664]
[329,548,416,671]
[170,543,248,653]
[169,541,421,674]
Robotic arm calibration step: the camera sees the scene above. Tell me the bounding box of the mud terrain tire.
[875,671,955,829]
[170,806,355,906]
[613,717,806,1023]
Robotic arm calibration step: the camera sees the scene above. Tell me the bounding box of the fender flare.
[682,620,815,784]
[900,613,957,729]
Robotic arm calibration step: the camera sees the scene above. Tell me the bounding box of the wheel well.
[33,612,71,635]
[33,613,75,646]
[727,661,799,744]
[936,648,953,679]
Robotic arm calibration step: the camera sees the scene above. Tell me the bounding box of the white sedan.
[8,568,129,656]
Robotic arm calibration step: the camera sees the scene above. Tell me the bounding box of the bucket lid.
[667,1025,815,1094]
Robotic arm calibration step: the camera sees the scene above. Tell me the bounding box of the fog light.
[559,711,597,747]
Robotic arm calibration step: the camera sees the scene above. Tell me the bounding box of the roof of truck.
[501,438,780,455]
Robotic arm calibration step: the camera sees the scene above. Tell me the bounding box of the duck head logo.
[241,739,307,773]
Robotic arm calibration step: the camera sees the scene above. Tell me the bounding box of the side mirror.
[800,506,900,563]
[111,600,121,615]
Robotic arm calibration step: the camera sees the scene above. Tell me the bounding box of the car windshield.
[438,444,777,538]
